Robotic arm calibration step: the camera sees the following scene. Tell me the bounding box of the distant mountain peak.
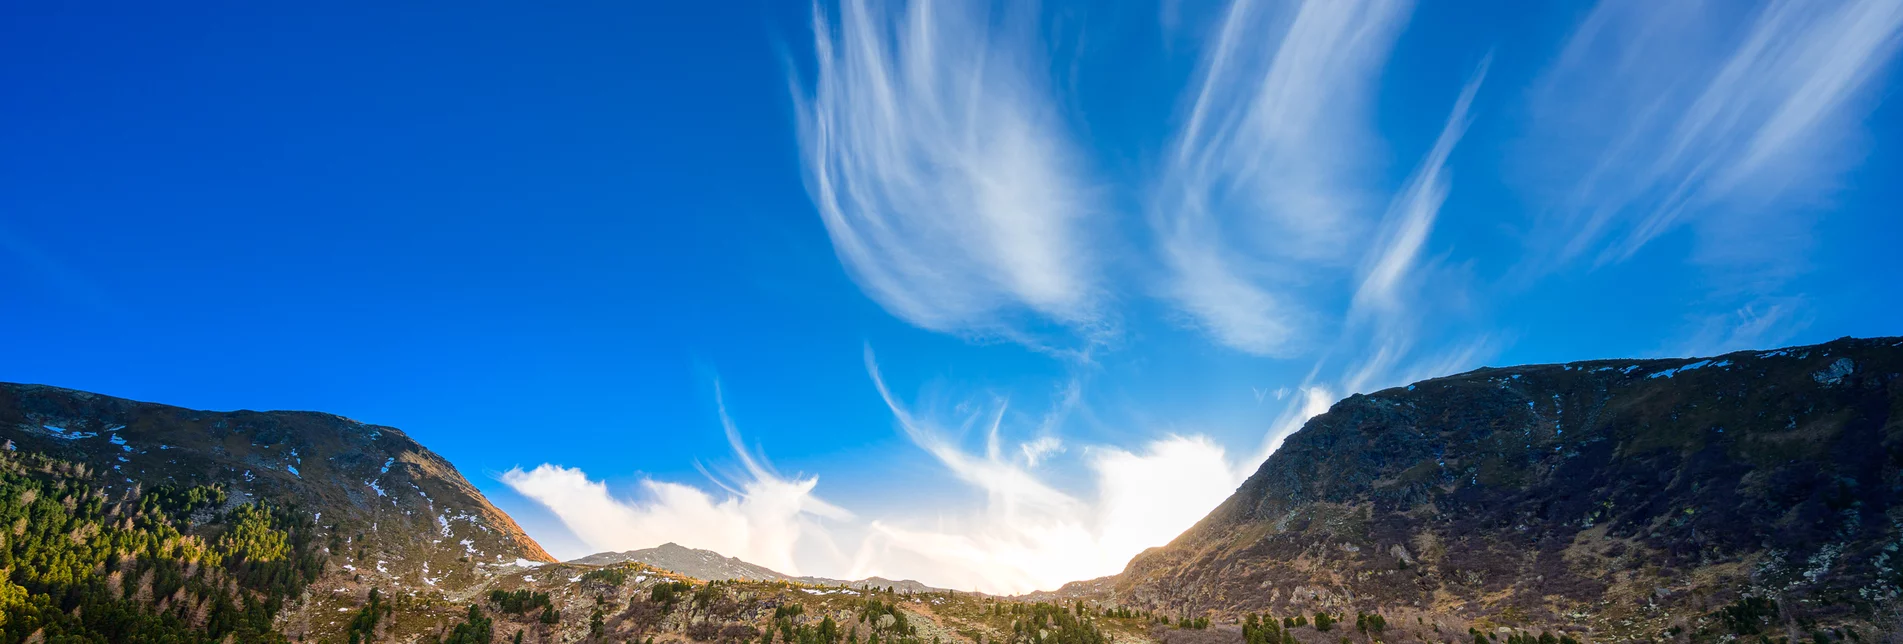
[568,543,796,582]
[569,543,949,593]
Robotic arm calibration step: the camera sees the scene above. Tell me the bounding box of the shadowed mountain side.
[1049,337,1903,640]
[0,382,556,588]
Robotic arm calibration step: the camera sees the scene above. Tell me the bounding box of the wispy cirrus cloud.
[794,0,1106,340]
[1339,61,1493,389]
[1019,435,1065,467]
[1247,58,1495,457]
[1352,59,1486,319]
[1155,0,1413,356]
[1672,296,1815,357]
[1517,0,1903,358]
[1525,0,1903,271]
[570,0,1903,600]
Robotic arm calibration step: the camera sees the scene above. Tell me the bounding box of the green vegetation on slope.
[0,447,325,643]
[1000,602,1107,644]
[346,587,392,644]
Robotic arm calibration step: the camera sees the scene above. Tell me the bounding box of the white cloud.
[499,466,842,577]
[1353,59,1486,317]
[795,0,1104,338]
[1155,0,1414,356]
[1019,436,1064,468]
[1222,59,1494,461]
[1673,296,1814,357]
[506,0,1897,601]
[1091,436,1244,557]
[503,360,1248,595]
[1525,0,1903,269]
[859,350,1248,593]
[500,388,850,576]
[844,434,1244,595]
[1254,384,1336,465]
[1329,62,1492,399]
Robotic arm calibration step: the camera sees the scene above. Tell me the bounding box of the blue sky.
[4,0,1901,593]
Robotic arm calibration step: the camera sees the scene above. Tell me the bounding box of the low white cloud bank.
[501,388,850,577]
[855,348,1249,593]
[501,465,839,577]
[503,359,1252,596]
[840,433,1243,595]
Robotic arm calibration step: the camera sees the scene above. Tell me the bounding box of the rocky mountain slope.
[0,382,976,642]
[574,542,948,593]
[0,382,556,640]
[1078,336,1903,642]
[0,383,554,572]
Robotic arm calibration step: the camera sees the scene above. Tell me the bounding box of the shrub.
[581,567,628,587]
[488,588,552,614]
[651,580,694,613]
[442,604,494,644]
[1714,596,1779,635]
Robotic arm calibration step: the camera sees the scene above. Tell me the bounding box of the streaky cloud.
[1339,61,1492,395]
[1526,0,1903,270]
[1254,382,1336,465]
[1256,60,1495,461]
[795,0,1106,341]
[1155,0,1414,356]
[1673,296,1815,357]
[864,345,1083,513]
[1353,58,1487,317]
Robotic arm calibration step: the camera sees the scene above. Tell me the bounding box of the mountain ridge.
[6,335,1901,641]
[0,380,570,640]
[571,541,950,593]
[1059,335,1903,640]
[0,381,555,567]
